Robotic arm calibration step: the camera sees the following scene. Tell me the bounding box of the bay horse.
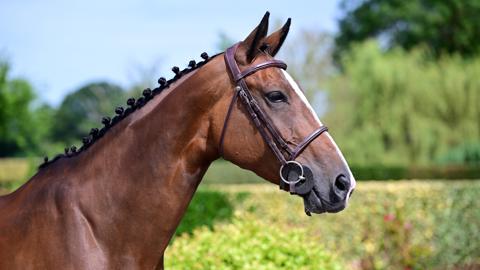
[0,12,355,269]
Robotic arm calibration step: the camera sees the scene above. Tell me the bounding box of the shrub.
[436,142,480,165]
[186,181,480,269]
[350,164,480,180]
[204,160,480,183]
[166,217,344,270]
[203,160,264,184]
[175,189,248,236]
[327,41,480,166]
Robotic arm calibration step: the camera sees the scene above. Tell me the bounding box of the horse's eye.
[265,91,287,103]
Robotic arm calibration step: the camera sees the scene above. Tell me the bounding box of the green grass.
[0,158,31,183]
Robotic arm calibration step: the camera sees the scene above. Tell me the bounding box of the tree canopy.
[0,60,52,157]
[335,0,480,59]
[52,82,126,144]
[327,41,480,165]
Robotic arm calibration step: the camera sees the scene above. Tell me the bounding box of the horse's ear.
[239,11,270,63]
[262,18,291,57]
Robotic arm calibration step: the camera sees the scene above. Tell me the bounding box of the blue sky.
[1,0,342,106]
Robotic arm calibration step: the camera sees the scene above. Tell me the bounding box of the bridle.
[219,43,329,195]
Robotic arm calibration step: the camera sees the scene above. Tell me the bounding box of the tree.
[0,60,48,157]
[280,30,335,116]
[52,82,126,144]
[335,0,480,60]
[326,41,480,165]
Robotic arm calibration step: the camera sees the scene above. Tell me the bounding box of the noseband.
[219,43,329,195]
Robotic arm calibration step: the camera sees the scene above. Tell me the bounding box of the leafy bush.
[175,189,248,236]
[0,60,54,157]
[178,181,480,269]
[327,41,480,166]
[2,166,478,269]
[351,164,480,180]
[437,142,480,165]
[430,184,479,267]
[166,218,343,270]
[204,160,480,183]
[203,159,264,184]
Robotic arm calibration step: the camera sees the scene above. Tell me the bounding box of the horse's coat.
[0,12,354,269]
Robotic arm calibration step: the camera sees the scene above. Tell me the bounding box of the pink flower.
[404,222,412,230]
[383,213,395,222]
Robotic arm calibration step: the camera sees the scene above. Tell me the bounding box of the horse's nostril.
[334,174,349,192]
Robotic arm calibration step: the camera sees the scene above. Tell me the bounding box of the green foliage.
[0,158,30,183]
[335,0,480,59]
[351,164,480,180]
[0,60,52,157]
[437,141,480,165]
[188,181,480,269]
[175,189,247,236]
[431,184,480,267]
[0,157,38,193]
[52,82,126,144]
[205,160,480,183]
[327,41,480,166]
[1,164,478,269]
[203,160,264,184]
[351,165,408,180]
[167,217,343,270]
[280,31,334,103]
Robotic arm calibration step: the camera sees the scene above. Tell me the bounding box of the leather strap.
[220,42,329,192]
[222,44,290,164]
[289,126,328,160]
[235,61,287,82]
[218,87,241,157]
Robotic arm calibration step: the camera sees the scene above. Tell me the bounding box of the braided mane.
[39,52,220,169]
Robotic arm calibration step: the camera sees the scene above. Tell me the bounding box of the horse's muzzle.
[280,161,355,216]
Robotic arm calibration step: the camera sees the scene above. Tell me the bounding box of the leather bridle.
[219,43,329,194]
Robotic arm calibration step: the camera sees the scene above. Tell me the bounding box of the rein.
[219,43,329,194]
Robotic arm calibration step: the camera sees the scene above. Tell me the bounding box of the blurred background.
[1,0,479,269]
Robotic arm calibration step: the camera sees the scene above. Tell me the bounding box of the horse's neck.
[48,57,224,259]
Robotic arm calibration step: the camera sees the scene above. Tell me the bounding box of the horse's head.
[213,12,355,215]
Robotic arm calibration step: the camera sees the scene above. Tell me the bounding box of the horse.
[0,12,355,269]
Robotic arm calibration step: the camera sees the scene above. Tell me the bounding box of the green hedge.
[167,218,343,270]
[2,171,478,269]
[350,164,480,180]
[174,190,248,236]
[174,181,480,269]
[327,41,480,166]
[203,160,480,183]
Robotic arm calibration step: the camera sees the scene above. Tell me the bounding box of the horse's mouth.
[302,187,346,215]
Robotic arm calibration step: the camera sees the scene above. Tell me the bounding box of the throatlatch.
[219,43,329,195]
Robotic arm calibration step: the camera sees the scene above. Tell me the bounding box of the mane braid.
[39,51,221,170]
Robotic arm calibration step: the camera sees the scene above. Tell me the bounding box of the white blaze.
[281,70,356,191]
[281,70,323,125]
